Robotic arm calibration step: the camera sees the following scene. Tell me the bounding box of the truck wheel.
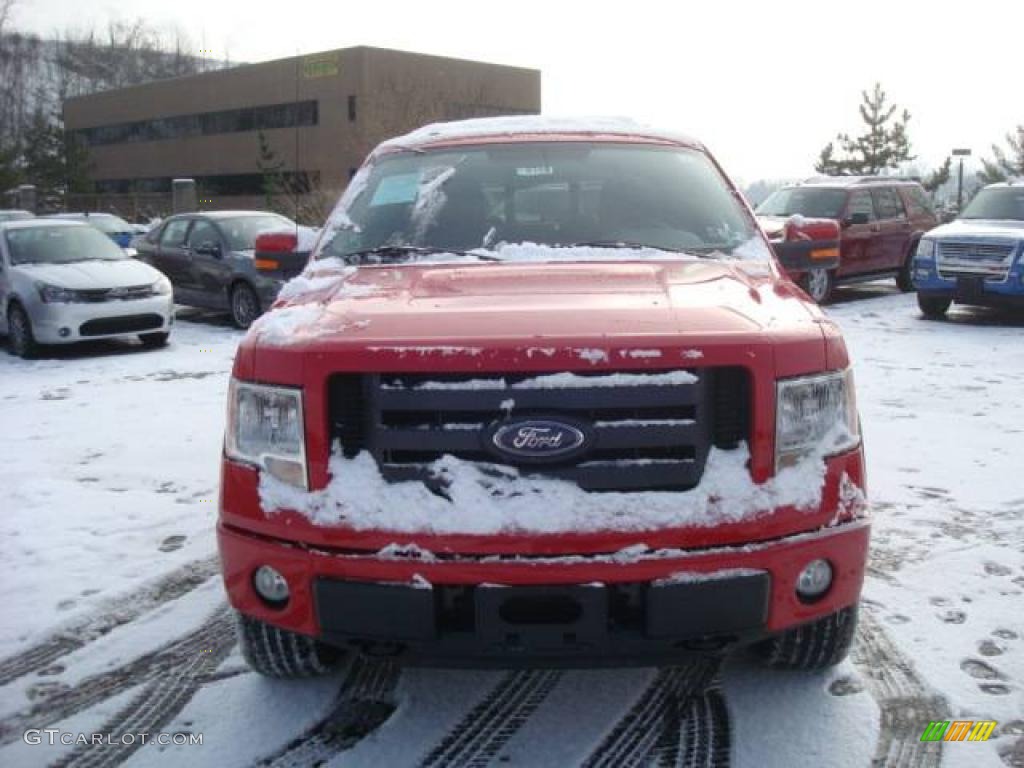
[230,283,261,329]
[917,293,952,319]
[896,248,916,292]
[759,604,858,671]
[236,612,342,678]
[7,303,39,359]
[139,331,170,348]
[801,268,834,304]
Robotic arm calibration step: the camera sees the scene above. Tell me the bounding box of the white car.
[0,219,174,358]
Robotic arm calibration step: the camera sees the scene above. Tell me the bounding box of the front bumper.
[914,262,1024,309]
[218,517,870,667]
[29,294,174,344]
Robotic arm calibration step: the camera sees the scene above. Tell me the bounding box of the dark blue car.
[45,213,136,250]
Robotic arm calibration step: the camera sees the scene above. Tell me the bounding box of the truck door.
[870,187,911,271]
[838,190,876,277]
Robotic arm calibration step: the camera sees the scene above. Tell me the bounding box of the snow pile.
[258,442,829,535]
[276,260,356,302]
[386,370,699,391]
[249,303,326,346]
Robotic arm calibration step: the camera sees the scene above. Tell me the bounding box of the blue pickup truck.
[913,181,1024,318]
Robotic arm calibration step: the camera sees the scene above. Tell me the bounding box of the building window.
[348,95,357,122]
[75,100,320,148]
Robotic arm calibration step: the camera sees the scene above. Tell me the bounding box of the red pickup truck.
[218,117,868,676]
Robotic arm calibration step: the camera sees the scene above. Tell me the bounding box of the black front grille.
[77,285,154,303]
[329,367,752,494]
[79,314,163,336]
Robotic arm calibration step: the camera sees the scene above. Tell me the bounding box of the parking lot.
[0,286,1021,768]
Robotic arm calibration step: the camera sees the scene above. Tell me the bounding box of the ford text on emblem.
[489,419,589,463]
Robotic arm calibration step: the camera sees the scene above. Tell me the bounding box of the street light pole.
[953,148,972,212]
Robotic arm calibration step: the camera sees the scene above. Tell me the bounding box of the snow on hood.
[14,258,162,290]
[927,218,1024,241]
[259,442,829,536]
[249,253,802,350]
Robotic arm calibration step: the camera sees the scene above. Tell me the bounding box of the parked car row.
[756,177,1024,315]
[0,208,318,357]
[756,177,939,303]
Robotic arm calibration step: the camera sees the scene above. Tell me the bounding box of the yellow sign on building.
[302,54,340,79]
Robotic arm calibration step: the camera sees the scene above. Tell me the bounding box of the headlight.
[775,369,859,472]
[225,379,308,489]
[36,282,81,303]
[152,277,172,296]
[916,239,936,259]
[124,247,138,257]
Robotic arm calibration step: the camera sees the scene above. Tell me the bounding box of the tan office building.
[63,46,540,213]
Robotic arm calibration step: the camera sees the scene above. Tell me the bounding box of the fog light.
[59,327,71,338]
[796,559,833,601]
[253,565,290,605]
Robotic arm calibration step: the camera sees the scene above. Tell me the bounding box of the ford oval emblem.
[487,418,590,464]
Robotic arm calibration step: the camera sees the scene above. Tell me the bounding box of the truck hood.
[15,258,161,290]
[928,218,1024,241]
[250,259,824,353]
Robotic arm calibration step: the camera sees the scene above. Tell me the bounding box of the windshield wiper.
[341,245,503,264]
[568,240,705,256]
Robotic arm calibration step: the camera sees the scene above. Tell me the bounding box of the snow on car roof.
[0,218,86,230]
[377,115,703,154]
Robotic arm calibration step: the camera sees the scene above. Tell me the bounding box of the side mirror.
[784,216,841,244]
[842,212,870,227]
[194,241,222,258]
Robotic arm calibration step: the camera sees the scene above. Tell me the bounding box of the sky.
[8,0,1023,183]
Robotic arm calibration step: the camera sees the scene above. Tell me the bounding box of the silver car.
[0,220,174,358]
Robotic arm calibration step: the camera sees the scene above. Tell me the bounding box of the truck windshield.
[959,187,1024,221]
[5,225,128,265]
[317,143,762,262]
[756,187,847,219]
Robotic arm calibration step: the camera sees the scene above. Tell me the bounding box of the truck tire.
[917,293,952,319]
[7,303,39,359]
[236,612,341,678]
[759,604,858,671]
[139,331,170,348]
[801,268,835,304]
[230,282,261,329]
[896,244,917,292]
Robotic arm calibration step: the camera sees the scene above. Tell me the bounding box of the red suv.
[218,118,869,675]
[757,177,939,302]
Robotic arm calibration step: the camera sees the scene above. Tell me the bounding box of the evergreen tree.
[256,129,285,210]
[815,83,914,176]
[977,125,1024,184]
[19,110,92,207]
[923,156,952,194]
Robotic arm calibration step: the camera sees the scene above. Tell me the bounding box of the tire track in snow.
[49,609,236,768]
[253,656,401,768]
[581,660,724,768]
[651,681,730,768]
[852,606,950,768]
[0,555,220,687]
[0,605,234,747]
[419,669,563,767]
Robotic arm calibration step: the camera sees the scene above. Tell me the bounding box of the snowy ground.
[0,288,1021,768]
